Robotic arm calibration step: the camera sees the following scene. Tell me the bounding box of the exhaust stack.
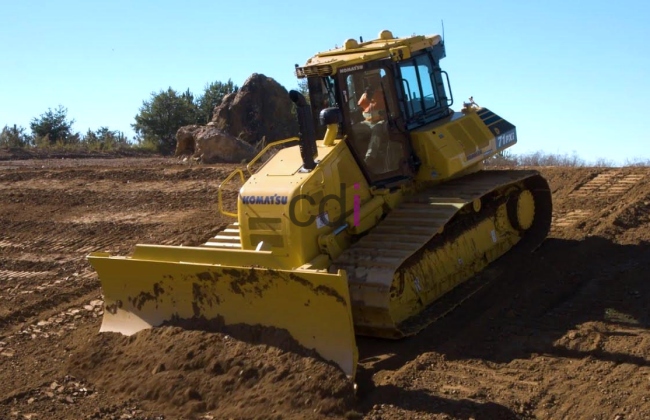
[289,90,318,170]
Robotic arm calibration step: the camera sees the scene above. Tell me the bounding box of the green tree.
[82,127,129,150]
[197,79,238,123]
[0,124,33,148]
[94,127,128,144]
[289,77,311,119]
[30,105,75,145]
[297,77,309,101]
[82,128,99,146]
[132,87,200,154]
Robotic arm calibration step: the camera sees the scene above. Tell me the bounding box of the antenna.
[441,19,445,42]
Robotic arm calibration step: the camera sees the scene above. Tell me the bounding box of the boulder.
[174,72,298,164]
[174,125,202,157]
[210,73,299,145]
[175,125,256,164]
[194,126,256,163]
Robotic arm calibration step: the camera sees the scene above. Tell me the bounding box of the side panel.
[410,109,516,182]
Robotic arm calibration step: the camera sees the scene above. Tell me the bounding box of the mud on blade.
[87,247,358,379]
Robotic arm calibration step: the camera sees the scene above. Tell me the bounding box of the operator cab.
[303,39,452,188]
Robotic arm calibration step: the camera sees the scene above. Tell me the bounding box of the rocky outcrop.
[210,73,298,145]
[175,73,297,164]
[174,125,202,157]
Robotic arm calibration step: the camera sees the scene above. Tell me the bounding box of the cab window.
[399,55,438,117]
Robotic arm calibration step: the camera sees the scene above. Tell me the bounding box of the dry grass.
[485,150,650,168]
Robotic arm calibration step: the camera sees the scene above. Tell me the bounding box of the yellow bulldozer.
[88,30,552,381]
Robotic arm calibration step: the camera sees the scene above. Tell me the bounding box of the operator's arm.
[358,93,369,109]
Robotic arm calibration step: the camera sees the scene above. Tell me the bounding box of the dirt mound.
[541,167,650,243]
[68,326,355,419]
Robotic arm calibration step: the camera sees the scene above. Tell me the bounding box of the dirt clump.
[68,326,355,419]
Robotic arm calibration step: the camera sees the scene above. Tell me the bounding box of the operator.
[357,74,386,125]
[350,71,393,172]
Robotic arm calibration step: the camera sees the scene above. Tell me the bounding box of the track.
[335,170,551,338]
[1,157,649,419]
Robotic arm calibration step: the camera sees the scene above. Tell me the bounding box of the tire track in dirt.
[0,162,235,336]
[2,161,650,419]
[357,167,650,419]
[0,159,247,419]
[550,168,648,235]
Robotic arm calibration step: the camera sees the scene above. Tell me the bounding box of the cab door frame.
[336,60,418,190]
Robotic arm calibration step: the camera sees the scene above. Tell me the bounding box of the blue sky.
[1,0,648,164]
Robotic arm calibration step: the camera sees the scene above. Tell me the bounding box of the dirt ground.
[0,156,648,419]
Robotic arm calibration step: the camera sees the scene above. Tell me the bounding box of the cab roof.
[295,30,442,78]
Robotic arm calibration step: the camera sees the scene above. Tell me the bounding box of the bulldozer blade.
[87,248,358,379]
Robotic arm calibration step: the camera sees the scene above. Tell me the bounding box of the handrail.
[217,136,301,218]
[217,168,245,217]
[441,70,453,107]
[245,136,300,176]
